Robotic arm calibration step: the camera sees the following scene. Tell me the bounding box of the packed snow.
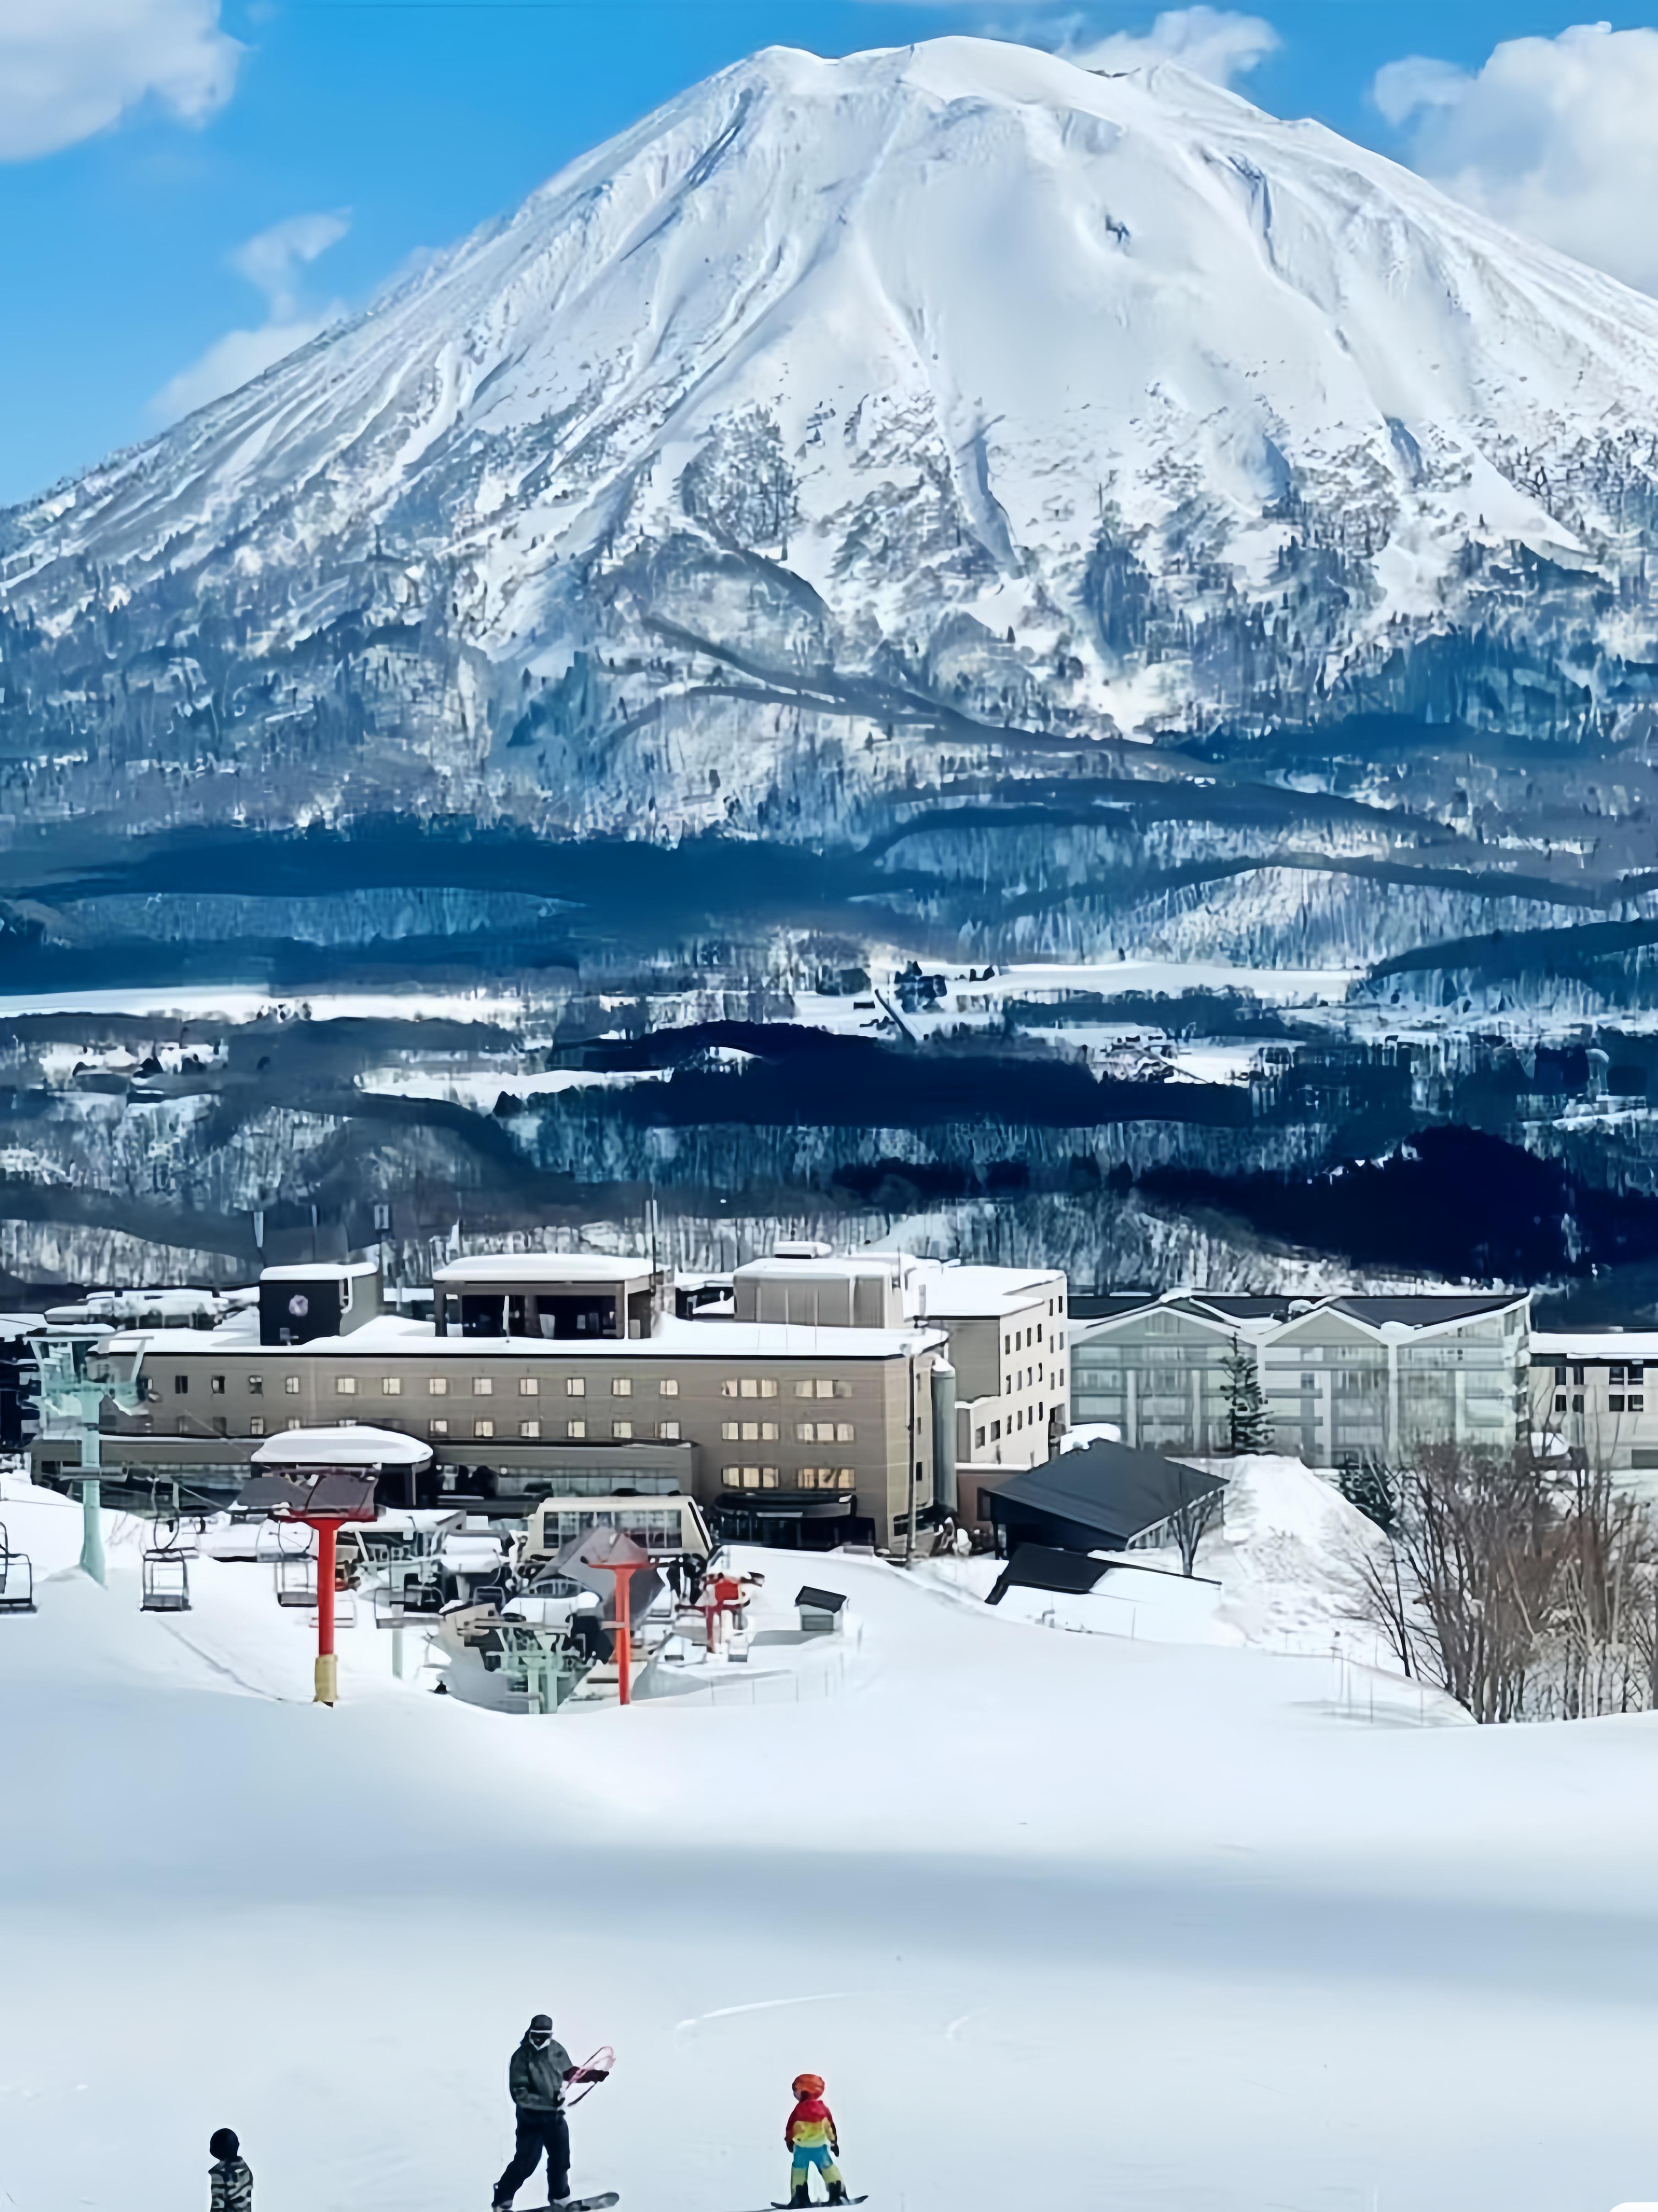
[6,1460,1658,2212]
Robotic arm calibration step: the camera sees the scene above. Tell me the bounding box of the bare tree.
[1348,1442,1658,1724]
[1169,1467,1223,1578]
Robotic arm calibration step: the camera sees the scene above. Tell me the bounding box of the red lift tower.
[238,1466,379,1704]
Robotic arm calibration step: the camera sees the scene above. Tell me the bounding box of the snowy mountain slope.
[7,38,1658,957]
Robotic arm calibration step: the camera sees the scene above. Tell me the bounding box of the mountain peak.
[6,33,1658,892]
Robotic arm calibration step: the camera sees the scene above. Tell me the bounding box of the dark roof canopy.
[989,1438,1224,1547]
[988,1545,1111,1602]
[795,1585,847,1613]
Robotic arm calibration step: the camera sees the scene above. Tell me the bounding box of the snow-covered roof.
[251,1425,431,1468]
[432,1254,655,1286]
[900,1259,1065,1319]
[115,1312,945,1361]
[1532,1332,1658,1362]
[260,1261,381,1283]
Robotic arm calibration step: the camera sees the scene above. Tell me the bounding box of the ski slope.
[4,1469,1658,2212]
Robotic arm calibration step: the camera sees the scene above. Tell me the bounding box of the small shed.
[795,1583,847,1635]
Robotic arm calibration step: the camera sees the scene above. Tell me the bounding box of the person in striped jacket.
[784,2073,848,2208]
[208,2128,252,2212]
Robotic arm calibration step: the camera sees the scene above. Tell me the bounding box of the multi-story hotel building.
[50,1249,1065,1550]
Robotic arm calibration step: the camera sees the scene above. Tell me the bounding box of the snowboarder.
[492,2014,606,2210]
[208,2127,253,2212]
[784,2073,848,2208]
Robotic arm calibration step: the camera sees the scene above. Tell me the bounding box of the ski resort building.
[43,1252,956,1550]
[1529,1330,1658,1481]
[1069,1291,1531,1468]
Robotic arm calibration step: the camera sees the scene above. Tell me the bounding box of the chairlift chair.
[0,1521,36,1614]
[274,1553,318,1609]
[140,1548,190,1613]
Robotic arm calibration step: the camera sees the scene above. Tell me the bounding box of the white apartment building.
[1531,1331,1658,1481]
[1071,1290,1531,1466]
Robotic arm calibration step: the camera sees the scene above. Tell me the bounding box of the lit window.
[520,1419,541,1439]
[337,1375,357,1395]
[567,1377,586,1397]
[613,1419,632,1439]
[473,1377,493,1397]
[287,1417,302,1432]
[474,1419,494,1439]
[815,1379,835,1399]
[741,1378,759,1399]
[722,1421,740,1441]
[835,1468,855,1488]
[568,1419,586,1438]
[835,1421,854,1443]
[429,1377,448,1395]
[659,1420,680,1441]
[249,1416,265,1437]
[430,1417,449,1438]
[794,1381,814,1399]
[722,1380,740,1398]
[658,1378,680,1397]
[518,1377,539,1397]
[382,1377,402,1396]
[612,1377,632,1397]
[248,1375,263,1395]
[285,1376,301,1396]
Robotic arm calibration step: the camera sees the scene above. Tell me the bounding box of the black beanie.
[210,2129,240,2162]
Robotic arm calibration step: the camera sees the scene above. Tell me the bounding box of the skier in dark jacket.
[493,2015,606,2209]
[208,2128,253,2212]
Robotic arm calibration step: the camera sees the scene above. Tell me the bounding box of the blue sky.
[1,0,1654,505]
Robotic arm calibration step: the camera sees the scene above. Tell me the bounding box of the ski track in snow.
[5,1464,1658,2212]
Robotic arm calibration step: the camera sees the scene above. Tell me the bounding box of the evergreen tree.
[1222,1334,1273,1455]
[1337,1459,1398,1532]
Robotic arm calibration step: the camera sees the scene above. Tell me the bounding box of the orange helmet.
[792,2074,824,2097]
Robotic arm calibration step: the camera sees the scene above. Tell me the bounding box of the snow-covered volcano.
[6,37,1658,949]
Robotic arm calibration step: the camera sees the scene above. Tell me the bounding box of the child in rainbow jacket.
[784,2073,849,2208]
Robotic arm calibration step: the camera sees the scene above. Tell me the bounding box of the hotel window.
[520,1419,541,1440]
[248,1375,263,1395]
[173,1375,189,1394]
[568,1418,587,1438]
[658,1378,680,1397]
[473,1377,493,1396]
[285,1376,301,1395]
[382,1376,402,1396]
[429,1376,448,1395]
[210,1374,226,1395]
[337,1375,357,1395]
[612,1377,632,1397]
[430,1417,449,1438]
[658,1419,680,1441]
[518,1377,539,1397]
[723,1465,779,1490]
[287,1417,302,1432]
[613,1419,633,1439]
[1554,1393,1567,1412]
[474,1419,494,1439]
[566,1377,586,1397]
[835,1421,854,1443]
[249,1416,265,1437]
[722,1421,740,1441]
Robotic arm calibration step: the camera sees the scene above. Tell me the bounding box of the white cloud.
[150,210,350,424]
[1061,5,1278,87]
[1374,21,1658,296]
[0,0,241,162]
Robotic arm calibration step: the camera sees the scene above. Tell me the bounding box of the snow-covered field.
[5,1466,1658,2212]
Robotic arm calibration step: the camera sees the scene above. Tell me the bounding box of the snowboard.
[770,2197,868,2206]
[521,2195,619,2211]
